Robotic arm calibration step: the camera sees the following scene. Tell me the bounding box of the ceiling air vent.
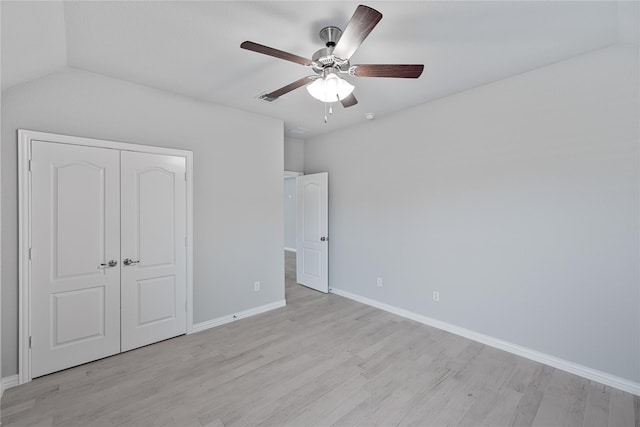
[288,127,309,136]
[257,93,278,103]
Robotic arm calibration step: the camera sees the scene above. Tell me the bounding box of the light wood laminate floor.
[2,251,639,426]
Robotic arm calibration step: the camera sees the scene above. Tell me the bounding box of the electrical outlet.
[254,281,261,292]
[376,277,383,287]
[433,291,439,302]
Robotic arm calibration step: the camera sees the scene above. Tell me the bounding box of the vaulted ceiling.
[2,1,638,138]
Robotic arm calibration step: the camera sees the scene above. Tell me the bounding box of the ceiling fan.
[240,4,424,119]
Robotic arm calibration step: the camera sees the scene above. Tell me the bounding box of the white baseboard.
[284,247,296,253]
[330,287,640,397]
[2,375,19,393]
[190,299,286,334]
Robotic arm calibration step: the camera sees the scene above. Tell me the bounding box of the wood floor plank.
[353,387,416,427]
[609,387,636,427]
[472,387,523,426]
[310,389,371,427]
[583,382,611,427]
[283,373,369,426]
[1,251,638,426]
[531,369,589,427]
[0,399,36,419]
[395,375,464,427]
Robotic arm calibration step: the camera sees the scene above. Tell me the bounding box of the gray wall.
[284,177,298,251]
[284,137,304,173]
[305,45,639,383]
[2,67,285,376]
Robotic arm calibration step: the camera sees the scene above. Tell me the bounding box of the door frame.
[283,171,303,253]
[18,129,194,384]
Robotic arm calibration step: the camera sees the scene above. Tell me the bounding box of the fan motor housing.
[312,47,335,66]
[312,26,349,74]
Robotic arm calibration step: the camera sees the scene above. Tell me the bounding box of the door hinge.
[185,300,187,312]
[28,160,32,172]
[28,248,32,260]
[29,336,32,349]
[185,236,187,247]
[184,172,187,181]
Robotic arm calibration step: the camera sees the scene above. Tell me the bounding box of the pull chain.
[323,95,341,124]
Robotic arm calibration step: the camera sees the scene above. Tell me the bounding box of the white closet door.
[31,141,121,378]
[120,151,187,352]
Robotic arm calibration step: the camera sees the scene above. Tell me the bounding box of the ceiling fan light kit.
[306,70,355,102]
[241,4,424,122]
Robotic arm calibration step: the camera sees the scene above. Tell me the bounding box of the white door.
[120,151,187,351]
[296,173,329,293]
[31,142,121,377]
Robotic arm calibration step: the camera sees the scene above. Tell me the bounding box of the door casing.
[18,129,194,384]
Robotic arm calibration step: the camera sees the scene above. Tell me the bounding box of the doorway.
[283,172,301,253]
[284,172,302,294]
[283,171,329,294]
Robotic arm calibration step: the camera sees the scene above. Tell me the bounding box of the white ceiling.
[2,1,638,139]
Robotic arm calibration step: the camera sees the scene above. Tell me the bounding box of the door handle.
[320,236,328,241]
[98,260,118,269]
[123,258,140,266]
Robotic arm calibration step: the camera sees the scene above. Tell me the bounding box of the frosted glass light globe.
[307,73,354,102]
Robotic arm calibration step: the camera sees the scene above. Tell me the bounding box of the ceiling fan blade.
[241,41,313,66]
[340,93,358,108]
[332,5,383,61]
[262,76,318,101]
[352,64,424,78]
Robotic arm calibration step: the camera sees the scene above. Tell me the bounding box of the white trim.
[18,129,194,385]
[284,171,303,178]
[191,300,286,334]
[284,247,297,253]
[185,151,194,334]
[18,134,31,385]
[330,287,640,396]
[2,375,19,393]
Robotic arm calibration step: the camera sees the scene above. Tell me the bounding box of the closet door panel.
[30,141,121,377]
[120,151,187,352]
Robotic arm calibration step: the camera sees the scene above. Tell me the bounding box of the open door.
[296,173,328,293]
